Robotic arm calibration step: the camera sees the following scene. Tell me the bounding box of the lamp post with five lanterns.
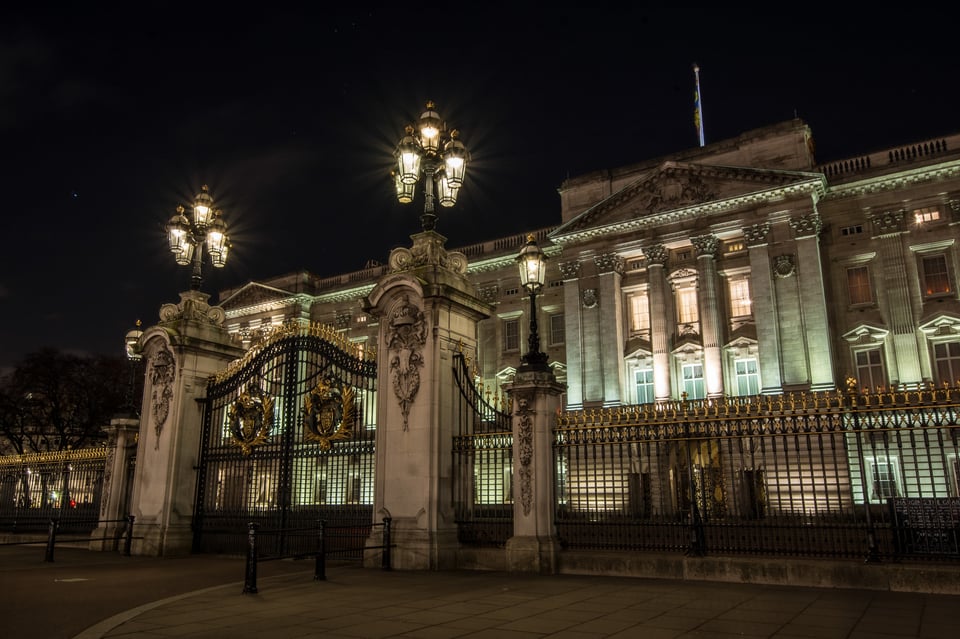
[393,101,469,232]
[164,185,231,291]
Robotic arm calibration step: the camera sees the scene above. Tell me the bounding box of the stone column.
[594,253,626,405]
[745,222,782,393]
[789,212,836,391]
[364,230,492,570]
[504,368,565,574]
[643,244,672,400]
[558,260,583,408]
[691,235,724,397]
[127,291,245,556]
[89,416,139,551]
[870,210,922,386]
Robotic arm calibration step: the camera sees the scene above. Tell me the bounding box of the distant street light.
[393,101,470,232]
[124,320,144,416]
[516,234,549,373]
[164,185,231,290]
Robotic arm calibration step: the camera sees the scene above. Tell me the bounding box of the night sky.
[2,6,957,370]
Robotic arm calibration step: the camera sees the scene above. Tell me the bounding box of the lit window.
[726,241,745,253]
[922,255,951,296]
[933,341,960,385]
[847,266,873,305]
[628,292,650,335]
[549,314,565,346]
[635,368,655,404]
[867,456,902,502]
[676,289,699,324]
[734,358,760,395]
[855,349,885,391]
[728,279,752,317]
[682,363,705,400]
[503,319,519,352]
[914,207,941,224]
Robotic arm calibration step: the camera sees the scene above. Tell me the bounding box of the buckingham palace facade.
[217,118,960,410]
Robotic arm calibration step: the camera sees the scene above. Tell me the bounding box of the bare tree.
[0,349,130,455]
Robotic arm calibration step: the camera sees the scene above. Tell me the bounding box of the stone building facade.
[218,118,960,410]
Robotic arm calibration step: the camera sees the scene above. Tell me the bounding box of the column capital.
[558,260,582,280]
[869,209,906,235]
[789,212,822,239]
[594,253,624,275]
[691,234,720,259]
[743,222,771,247]
[642,243,669,267]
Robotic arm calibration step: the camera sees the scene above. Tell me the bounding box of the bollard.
[381,516,392,571]
[314,519,326,581]
[123,515,135,556]
[242,522,259,594]
[44,519,58,563]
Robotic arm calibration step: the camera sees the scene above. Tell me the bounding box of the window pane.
[933,340,960,384]
[635,368,654,404]
[677,289,698,324]
[629,293,649,333]
[923,255,951,295]
[855,348,885,389]
[847,266,872,305]
[549,314,565,345]
[682,363,704,399]
[728,279,752,316]
[735,358,760,395]
[503,319,519,351]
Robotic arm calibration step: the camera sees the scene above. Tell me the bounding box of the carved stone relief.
[149,346,176,449]
[582,289,599,309]
[387,295,427,431]
[514,391,535,516]
[773,254,796,279]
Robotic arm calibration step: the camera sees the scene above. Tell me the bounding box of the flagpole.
[693,63,705,147]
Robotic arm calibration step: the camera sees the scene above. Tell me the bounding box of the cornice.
[466,244,563,274]
[821,160,960,200]
[224,293,314,320]
[550,178,824,246]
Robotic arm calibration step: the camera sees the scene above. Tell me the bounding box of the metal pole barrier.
[314,519,326,581]
[44,519,58,563]
[381,516,392,571]
[242,522,259,594]
[123,515,135,556]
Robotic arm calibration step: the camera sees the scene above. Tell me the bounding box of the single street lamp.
[164,185,231,290]
[393,101,470,232]
[124,320,144,416]
[517,234,549,372]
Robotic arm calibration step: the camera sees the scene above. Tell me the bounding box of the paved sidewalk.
[80,564,959,639]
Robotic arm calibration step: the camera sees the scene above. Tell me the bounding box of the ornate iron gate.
[193,324,377,557]
[451,351,513,546]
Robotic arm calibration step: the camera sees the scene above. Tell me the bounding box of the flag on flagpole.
[693,63,705,147]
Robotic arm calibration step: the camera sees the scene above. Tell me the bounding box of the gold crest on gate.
[226,387,274,456]
[303,378,355,451]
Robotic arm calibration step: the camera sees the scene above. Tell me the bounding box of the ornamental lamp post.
[517,234,550,372]
[393,101,470,232]
[164,184,231,291]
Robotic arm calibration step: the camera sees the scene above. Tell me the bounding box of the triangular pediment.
[551,161,823,240]
[220,282,300,311]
